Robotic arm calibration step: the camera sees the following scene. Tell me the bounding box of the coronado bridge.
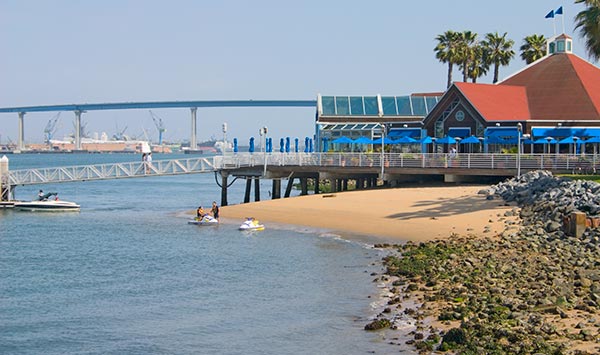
[0,99,317,151]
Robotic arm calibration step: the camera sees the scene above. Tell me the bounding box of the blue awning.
[388,128,421,138]
[531,127,600,139]
[448,128,470,138]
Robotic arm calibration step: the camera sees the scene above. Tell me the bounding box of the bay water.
[0,153,401,354]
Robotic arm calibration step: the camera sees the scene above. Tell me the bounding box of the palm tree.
[467,44,489,83]
[575,0,600,61]
[482,32,515,83]
[434,30,460,88]
[456,31,478,82]
[520,34,547,64]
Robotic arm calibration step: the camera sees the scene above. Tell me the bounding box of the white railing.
[8,153,598,186]
[9,157,215,185]
[214,152,600,172]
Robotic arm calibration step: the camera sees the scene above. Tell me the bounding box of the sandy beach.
[220,185,514,242]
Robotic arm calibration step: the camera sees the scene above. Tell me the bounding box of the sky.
[0,0,595,145]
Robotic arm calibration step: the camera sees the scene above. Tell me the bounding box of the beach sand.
[220,185,514,242]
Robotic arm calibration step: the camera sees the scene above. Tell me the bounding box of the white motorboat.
[239,218,265,231]
[188,215,219,225]
[15,200,80,212]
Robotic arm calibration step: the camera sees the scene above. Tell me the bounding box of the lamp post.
[259,127,267,176]
[376,123,385,178]
[517,123,522,177]
[222,122,228,155]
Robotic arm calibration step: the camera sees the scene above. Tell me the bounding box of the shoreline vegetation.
[221,171,600,354]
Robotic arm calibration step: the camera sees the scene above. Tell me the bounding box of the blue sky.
[0,1,594,145]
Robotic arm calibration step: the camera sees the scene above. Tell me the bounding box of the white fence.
[214,152,600,173]
[8,157,214,185]
[8,152,598,186]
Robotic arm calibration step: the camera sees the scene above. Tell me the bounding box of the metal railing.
[8,157,215,185]
[8,152,598,186]
[214,152,600,173]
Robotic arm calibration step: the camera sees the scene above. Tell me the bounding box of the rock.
[364,318,391,331]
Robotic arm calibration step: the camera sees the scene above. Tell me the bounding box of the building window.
[435,120,444,137]
[557,40,565,52]
[455,110,465,122]
[549,42,556,54]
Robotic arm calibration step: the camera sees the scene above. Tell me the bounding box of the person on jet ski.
[196,206,206,219]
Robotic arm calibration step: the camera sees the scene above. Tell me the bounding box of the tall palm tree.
[467,44,489,83]
[456,31,478,82]
[434,30,460,88]
[520,34,547,64]
[482,32,515,83]
[575,0,600,61]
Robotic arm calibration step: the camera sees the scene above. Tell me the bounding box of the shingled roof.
[454,82,530,121]
[499,53,600,120]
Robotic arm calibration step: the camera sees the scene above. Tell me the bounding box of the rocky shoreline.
[367,171,600,354]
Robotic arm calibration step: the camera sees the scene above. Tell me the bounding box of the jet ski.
[239,218,265,231]
[188,215,219,225]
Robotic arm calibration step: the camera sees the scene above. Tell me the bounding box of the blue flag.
[555,6,563,15]
[545,9,555,19]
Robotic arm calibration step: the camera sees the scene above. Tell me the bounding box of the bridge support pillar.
[190,107,197,150]
[314,177,319,194]
[220,172,228,206]
[284,176,294,198]
[17,112,25,151]
[244,178,252,203]
[272,179,281,199]
[254,177,260,201]
[74,110,84,150]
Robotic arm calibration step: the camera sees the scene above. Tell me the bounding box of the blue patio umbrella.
[279,138,285,153]
[285,137,290,153]
[294,138,299,153]
[304,137,309,153]
[584,137,600,143]
[309,138,313,152]
[233,138,238,153]
[558,136,579,144]
[434,136,457,144]
[353,136,373,144]
[394,136,417,144]
[419,136,433,144]
[459,135,480,144]
[322,137,329,152]
[248,137,255,153]
[522,138,535,145]
[332,136,354,144]
[267,137,273,153]
[534,137,557,144]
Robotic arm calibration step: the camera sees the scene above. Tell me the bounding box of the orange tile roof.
[454,82,530,121]
[500,53,600,120]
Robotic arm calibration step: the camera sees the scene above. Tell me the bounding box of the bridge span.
[0,99,316,152]
[2,152,597,207]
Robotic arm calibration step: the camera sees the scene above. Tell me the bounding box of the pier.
[2,152,597,208]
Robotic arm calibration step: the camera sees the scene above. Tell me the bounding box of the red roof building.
[423,34,600,142]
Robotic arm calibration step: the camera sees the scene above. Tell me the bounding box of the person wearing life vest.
[196,206,206,219]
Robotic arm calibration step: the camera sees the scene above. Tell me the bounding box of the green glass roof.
[320,95,441,117]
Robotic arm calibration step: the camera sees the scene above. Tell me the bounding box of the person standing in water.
[211,201,219,220]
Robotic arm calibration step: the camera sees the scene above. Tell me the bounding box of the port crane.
[44,112,61,144]
[149,110,166,145]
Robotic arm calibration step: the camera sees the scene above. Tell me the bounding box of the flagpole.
[553,17,556,36]
[562,11,565,34]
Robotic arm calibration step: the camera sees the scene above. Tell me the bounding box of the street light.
[517,123,522,177]
[259,127,268,176]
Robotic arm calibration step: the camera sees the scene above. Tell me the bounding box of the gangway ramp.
[8,157,215,186]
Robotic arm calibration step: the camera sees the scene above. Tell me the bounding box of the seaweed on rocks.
[370,171,600,354]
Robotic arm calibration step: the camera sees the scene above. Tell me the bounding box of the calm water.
[0,153,398,354]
